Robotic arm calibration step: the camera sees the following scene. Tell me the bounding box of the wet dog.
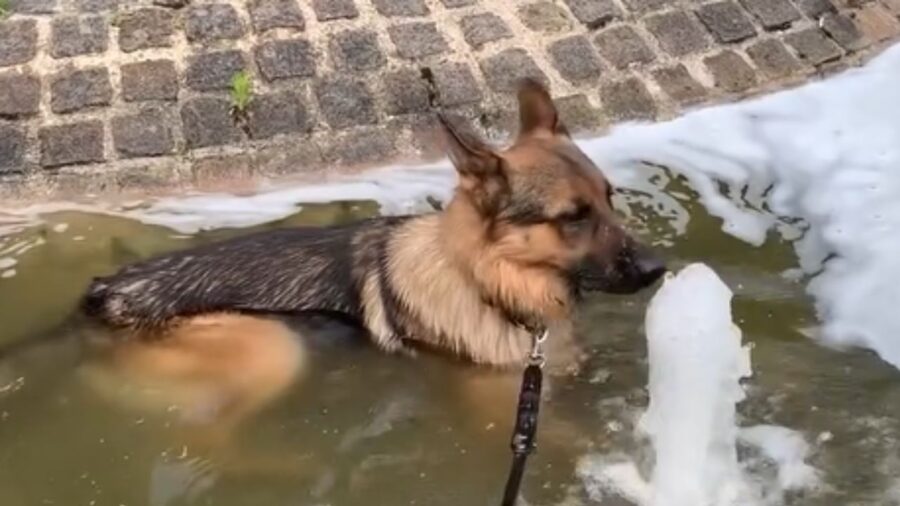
[76,80,665,469]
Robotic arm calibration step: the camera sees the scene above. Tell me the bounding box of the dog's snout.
[633,248,666,285]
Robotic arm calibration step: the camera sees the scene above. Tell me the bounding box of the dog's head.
[439,79,665,320]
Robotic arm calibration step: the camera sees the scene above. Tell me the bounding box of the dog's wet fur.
[70,80,665,472]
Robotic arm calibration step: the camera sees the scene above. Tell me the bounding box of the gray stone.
[249,0,305,32]
[739,0,801,30]
[312,0,359,20]
[696,1,757,43]
[255,39,316,81]
[186,50,247,91]
[329,29,386,71]
[548,36,603,84]
[314,76,377,129]
[9,0,57,14]
[0,72,40,118]
[644,11,710,56]
[77,0,118,12]
[50,16,107,58]
[651,64,706,104]
[620,0,669,14]
[794,0,836,18]
[600,77,657,121]
[50,67,113,114]
[440,0,476,7]
[247,91,311,139]
[117,8,175,52]
[430,62,482,107]
[40,121,105,168]
[461,13,512,49]
[0,20,38,68]
[555,94,604,132]
[747,39,803,78]
[254,140,323,176]
[479,48,547,92]
[192,154,253,184]
[785,27,843,65]
[181,97,243,149]
[383,69,430,115]
[0,124,25,172]
[320,127,398,166]
[704,50,758,92]
[121,60,178,102]
[594,25,655,70]
[185,4,245,43]
[564,0,620,29]
[372,0,428,17]
[518,2,573,32]
[112,110,175,158]
[822,13,865,51]
[389,22,448,59]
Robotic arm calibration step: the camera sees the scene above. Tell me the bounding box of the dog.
[74,79,665,475]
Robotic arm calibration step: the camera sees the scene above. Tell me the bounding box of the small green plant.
[230,70,254,114]
[0,0,11,19]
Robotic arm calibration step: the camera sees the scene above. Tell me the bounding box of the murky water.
[1,184,899,506]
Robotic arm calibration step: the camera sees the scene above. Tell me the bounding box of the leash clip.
[528,327,549,368]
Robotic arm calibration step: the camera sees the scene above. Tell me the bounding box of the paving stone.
[738,0,801,30]
[121,60,178,102]
[320,127,398,166]
[383,69,430,115]
[555,94,604,132]
[372,0,428,17]
[314,76,377,129]
[112,110,175,158]
[389,22,449,59]
[186,50,247,91]
[192,154,253,184]
[461,13,512,49]
[704,50,758,92]
[185,4,245,44]
[0,20,38,68]
[254,140,323,176]
[651,64,707,104]
[40,121,105,168]
[247,91,311,140]
[563,0,621,29]
[855,4,900,42]
[430,62,482,107]
[249,0,305,32]
[746,38,803,78]
[329,29,386,71]
[548,35,603,84]
[594,25,655,70]
[77,0,118,12]
[440,0,476,7]
[794,0,836,17]
[620,0,669,14]
[181,97,243,149]
[600,77,656,121]
[697,1,757,43]
[0,124,26,172]
[785,27,843,65]
[644,11,710,56]
[480,48,547,92]
[8,0,58,14]
[117,8,175,53]
[821,12,865,50]
[312,0,359,20]
[0,72,40,118]
[518,2,573,32]
[51,16,107,58]
[255,39,316,81]
[50,67,113,114]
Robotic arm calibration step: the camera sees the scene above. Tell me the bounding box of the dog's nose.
[634,248,666,285]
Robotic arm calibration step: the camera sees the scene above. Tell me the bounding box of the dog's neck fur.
[358,202,575,368]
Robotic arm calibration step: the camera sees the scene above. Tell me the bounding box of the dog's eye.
[557,204,591,225]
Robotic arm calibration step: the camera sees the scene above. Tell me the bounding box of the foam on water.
[578,264,818,506]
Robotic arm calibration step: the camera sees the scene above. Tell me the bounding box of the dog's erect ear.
[517,78,569,138]
[437,113,508,214]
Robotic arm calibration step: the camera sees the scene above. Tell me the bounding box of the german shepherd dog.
[74,79,665,473]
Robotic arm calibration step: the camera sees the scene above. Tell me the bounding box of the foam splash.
[578,264,818,506]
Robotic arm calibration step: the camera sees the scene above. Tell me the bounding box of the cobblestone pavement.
[0,0,898,198]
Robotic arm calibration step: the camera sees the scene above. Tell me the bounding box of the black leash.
[500,328,548,506]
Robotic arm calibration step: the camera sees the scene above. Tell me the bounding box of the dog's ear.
[437,113,508,214]
[517,78,569,138]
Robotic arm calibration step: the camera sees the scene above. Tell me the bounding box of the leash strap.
[500,329,547,506]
